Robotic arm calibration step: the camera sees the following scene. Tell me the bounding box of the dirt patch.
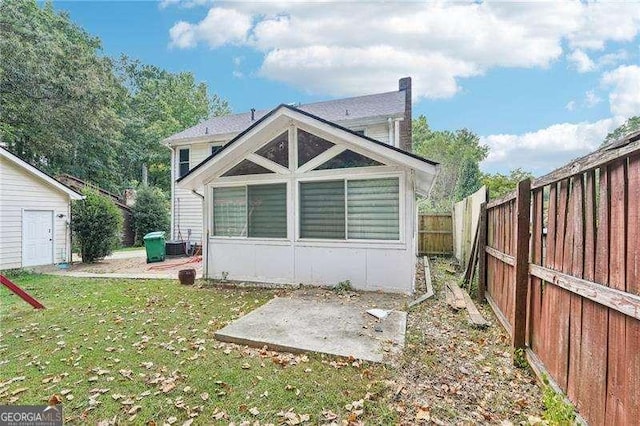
[50,253,202,276]
[389,257,544,424]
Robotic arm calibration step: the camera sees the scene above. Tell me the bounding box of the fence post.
[477,201,487,301]
[512,178,532,349]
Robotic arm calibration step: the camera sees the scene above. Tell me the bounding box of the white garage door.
[23,210,53,267]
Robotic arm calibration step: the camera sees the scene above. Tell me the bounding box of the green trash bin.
[143,231,166,263]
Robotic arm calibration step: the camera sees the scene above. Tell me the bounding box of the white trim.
[246,153,290,174]
[1,148,83,200]
[296,145,346,173]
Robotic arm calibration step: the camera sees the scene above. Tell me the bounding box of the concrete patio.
[215,294,407,363]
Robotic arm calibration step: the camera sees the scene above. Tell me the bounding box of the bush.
[132,186,170,245]
[72,189,123,263]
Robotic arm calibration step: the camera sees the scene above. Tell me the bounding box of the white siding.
[0,158,72,270]
[172,142,218,242]
[363,122,390,144]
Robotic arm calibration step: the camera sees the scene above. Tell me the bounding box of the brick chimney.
[398,77,412,152]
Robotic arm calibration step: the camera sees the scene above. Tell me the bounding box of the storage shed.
[0,147,83,269]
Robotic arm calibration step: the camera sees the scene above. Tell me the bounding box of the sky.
[53,0,640,175]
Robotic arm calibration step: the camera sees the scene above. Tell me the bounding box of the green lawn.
[0,274,394,424]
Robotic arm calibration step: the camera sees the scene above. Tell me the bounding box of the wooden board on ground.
[408,257,435,308]
[446,282,466,310]
[462,289,490,328]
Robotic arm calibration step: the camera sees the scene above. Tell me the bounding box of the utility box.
[143,231,166,263]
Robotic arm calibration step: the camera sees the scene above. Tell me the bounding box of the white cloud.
[565,100,576,111]
[584,90,602,108]
[601,65,640,117]
[169,8,251,49]
[568,49,596,73]
[481,118,623,174]
[168,2,640,99]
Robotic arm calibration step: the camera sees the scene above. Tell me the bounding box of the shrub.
[72,189,123,263]
[132,186,170,245]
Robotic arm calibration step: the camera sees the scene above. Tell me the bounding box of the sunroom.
[177,105,438,293]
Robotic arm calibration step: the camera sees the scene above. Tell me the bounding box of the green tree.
[132,187,170,245]
[71,189,123,262]
[482,168,534,200]
[603,116,640,146]
[116,57,230,192]
[0,0,124,192]
[412,115,488,211]
[455,157,482,200]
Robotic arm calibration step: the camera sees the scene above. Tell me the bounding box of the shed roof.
[164,90,405,143]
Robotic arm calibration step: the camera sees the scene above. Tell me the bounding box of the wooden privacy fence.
[453,186,487,266]
[418,213,453,256]
[478,130,640,426]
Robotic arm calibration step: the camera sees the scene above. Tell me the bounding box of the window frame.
[296,172,404,243]
[209,179,290,241]
[178,147,190,178]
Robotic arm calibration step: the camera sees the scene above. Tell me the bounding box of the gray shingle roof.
[165,90,406,143]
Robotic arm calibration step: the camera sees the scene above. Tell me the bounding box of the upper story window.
[178,148,190,177]
[211,145,223,156]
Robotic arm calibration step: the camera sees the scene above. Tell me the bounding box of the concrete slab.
[215,296,407,363]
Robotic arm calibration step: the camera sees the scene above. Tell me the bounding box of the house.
[0,147,83,270]
[167,78,440,293]
[56,174,135,247]
[164,78,413,244]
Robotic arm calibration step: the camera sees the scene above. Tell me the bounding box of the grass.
[0,274,394,424]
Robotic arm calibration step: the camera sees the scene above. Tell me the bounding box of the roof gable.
[177,104,439,194]
[0,147,84,200]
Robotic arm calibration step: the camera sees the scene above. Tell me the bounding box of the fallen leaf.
[200,392,209,401]
[127,405,141,415]
[10,387,28,396]
[249,407,259,416]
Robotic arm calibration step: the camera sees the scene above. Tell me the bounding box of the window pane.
[347,178,399,240]
[179,148,190,177]
[211,145,223,155]
[222,159,274,177]
[299,181,345,239]
[297,129,334,167]
[213,187,247,236]
[179,162,189,178]
[314,150,383,170]
[248,184,287,238]
[255,132,289,168]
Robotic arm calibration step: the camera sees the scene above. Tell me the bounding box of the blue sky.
[54,1,640,175]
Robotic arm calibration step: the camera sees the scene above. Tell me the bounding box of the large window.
[179,148,190,177]
[299,177,400,241]
[212,183,287,238]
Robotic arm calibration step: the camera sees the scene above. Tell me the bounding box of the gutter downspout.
[170,147,176,240]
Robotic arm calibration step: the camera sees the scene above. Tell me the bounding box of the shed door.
[23,210,53,266]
